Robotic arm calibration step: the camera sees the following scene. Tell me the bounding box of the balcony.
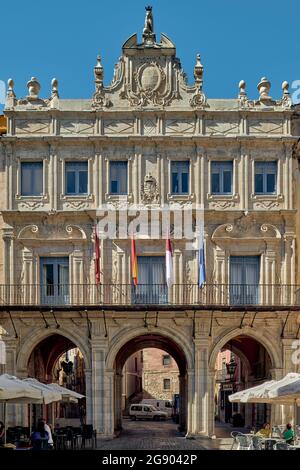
[0,284,299,308]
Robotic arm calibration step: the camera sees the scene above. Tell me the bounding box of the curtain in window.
[110,161,127,194]
[171,161,189,194]
[230,256,260,305]
[21,162,43,196]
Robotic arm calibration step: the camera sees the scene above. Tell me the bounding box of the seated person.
[30,422,49,450]
[256,423,271,438]
[283,423,294,444]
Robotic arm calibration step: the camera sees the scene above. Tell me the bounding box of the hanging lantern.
[226,357,237,381]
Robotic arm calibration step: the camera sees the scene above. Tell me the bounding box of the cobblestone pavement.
[97,419,207,450]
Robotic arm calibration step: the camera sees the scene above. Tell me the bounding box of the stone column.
[103,369,115,437]
[90,339,107,435]
[114,372,123,431]
[193,339,210,435]
[85,368,93,425]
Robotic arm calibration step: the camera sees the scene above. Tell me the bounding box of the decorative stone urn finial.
[51,78,59,98]
[238,80,246,97]
[94,55,103,86]
[27,77,40,100]
[282,80,289,96]
[7,78,15,98]
[194,54,204,90]
[281,80,292,108]
[257,76,272,102]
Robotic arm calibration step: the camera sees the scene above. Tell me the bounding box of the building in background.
[142,349,179,401]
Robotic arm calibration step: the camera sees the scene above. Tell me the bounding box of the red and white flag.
[94,225,101,285]
[165,238,173,288]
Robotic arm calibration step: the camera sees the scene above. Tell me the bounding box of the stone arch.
[106,326,193,435]
[106,325,193,372]
[16,325,91,373]
[208,326,282,372]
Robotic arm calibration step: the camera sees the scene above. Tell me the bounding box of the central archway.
[113,333,189,434]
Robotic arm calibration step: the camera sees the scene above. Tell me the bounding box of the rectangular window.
[65,161,88,195]
[254,161,277,194]
[211,161,233,194]
[230,256,260,305]
[110,161,128,195]
[21,162,43,196]
[163,378,171,390]
[162,355,171,366]
[171,161,189,194]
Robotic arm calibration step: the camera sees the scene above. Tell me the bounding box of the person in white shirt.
[39,419,53,449]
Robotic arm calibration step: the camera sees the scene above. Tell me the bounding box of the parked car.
[129,404,168,421]
[141,399,173,417]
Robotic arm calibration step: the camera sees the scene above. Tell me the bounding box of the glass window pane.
[212,173,220,193]
[78,171,88,193]
[172,172,179,193]
[110,161,127,194]
[21,162,43,196]
[266,173,276,193]
[255,173,264,193]
[65,162,88,195]
[171,161,189,194]
[66,171,76,194]
[223,170,232,193]
[181,172,189,193]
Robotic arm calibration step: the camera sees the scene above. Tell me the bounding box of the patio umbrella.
[47,383,84,402]
[229,373,300,434]
[0,374,43,444]
[23,378,62,405]
[229,380,276,403]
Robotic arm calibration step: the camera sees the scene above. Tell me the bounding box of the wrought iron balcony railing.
[0,284,299,307]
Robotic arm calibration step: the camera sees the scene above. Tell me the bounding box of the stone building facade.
[142,349,179,401]
[0,7,300,437]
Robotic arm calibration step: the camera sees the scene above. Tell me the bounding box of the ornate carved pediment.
[17,223,87,241]
[212,214,281,241]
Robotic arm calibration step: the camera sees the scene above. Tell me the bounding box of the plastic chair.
[264,439,277,450]
[251,436,263,450]
[274,441,289,450]
[235,433,253,450]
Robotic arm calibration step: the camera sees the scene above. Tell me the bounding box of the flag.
[94,226,101,285]
[131,239,138,286]
[198,228,206,287]
[166,237,173,288]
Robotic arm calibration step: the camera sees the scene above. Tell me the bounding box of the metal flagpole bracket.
[8,311,18,338]
[144,311,148,328]
[281,310,291,338]
[155,311,158,328]
[250,310,258,328]
[240,310,247,329]
[40,311,49,329]
[51,309,60,329]
[102,310,108,337]
[85,309,92,340]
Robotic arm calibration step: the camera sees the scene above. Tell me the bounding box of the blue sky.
[0,0,299,112]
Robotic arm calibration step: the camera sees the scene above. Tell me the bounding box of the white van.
[141,399,173,417]
[129,404,167,421]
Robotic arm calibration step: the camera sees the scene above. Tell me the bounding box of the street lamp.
[226,342,237,382]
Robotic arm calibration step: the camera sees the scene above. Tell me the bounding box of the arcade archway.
[213,333,274,433]
[113,333,188,434]
[27,333,86,427]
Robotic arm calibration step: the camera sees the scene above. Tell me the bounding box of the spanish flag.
[131,239,138,286]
